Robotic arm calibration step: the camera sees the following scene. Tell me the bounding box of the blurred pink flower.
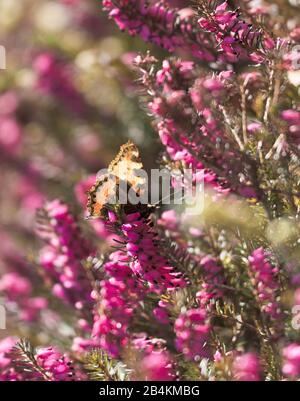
[140,351,175,381]
[247,122,262,133]
[34,52,88,117]
[0,273,32,298]
[233,353,261,381]
[282,344,300,378]
[37,347,84,380]
[0,337,17,369]
[0,117,22,155]
[175,308,211,360]
[0,92,19,116]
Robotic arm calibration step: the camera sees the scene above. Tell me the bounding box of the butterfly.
[86,141,147,219]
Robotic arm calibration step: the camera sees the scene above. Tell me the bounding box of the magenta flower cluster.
[196,256,225,308]
[92,252,144,357]
[119,211,186,293]
[37,200,94,316]
[282,344,300,378]
[92,210,187,357]
[36,347,83,381]
[34,53,88,117]
[232,353,261,381]
[198,1,274,63]
[175,308,211,360]
[103,0,215,61]
[281,110,300,146]
[0,273,47,322]
[0,338,83,381]
[248,248,281,319]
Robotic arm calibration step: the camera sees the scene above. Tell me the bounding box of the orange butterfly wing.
[86,141,146,219]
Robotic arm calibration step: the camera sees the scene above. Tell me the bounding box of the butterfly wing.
[108,141,146,195]
[87,174,119,218]
[87,141,146,219]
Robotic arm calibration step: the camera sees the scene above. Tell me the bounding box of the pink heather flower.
[241,71,262,84]
[37,200,94,314]
[149,97,165,115]
[0,337,27,381]
[0,337,17,369]
[63,0,105,37]
[290,27,300,42]
[157,210,180,236]
[281,110,300,123]
[0,272,48,323]
[282,343,300,378]
[132,334,167,352]
[103,1,215,61]
[0,231,31,277]
[0,117,22,155]
[198,1,267,63]
[153,307,170,325]
[248,5,271,16]
[0,91,22,155]
[203,78,224,92]
[92,206,187,357]
[281,109,300,144]
[74,174,97,207]
[33,53,87,117]
[73,131,102,167]
[121,51,138,68]
[0,91,19,115]
[132,334,175,380]
[214,350,222,363]
[20,297,48,322]
[196,255,225,308]
[92,252,144,357]
[139,351,175,381]
[13,176,44,216]
[137,56,256,196]
[294,288,300,306]
[189,227,204,237]
[283,49,300,71]
[137,56,229,195]
[174,308,211,361]
[0,272,31,298]
[60,0,81,5]
[248,248,281,319]
[291,273,300,286]
[37,347,84,381]
[247,122,262,133]
[120,212,186,293]
[233,353,261,381]
[71,337,99,354]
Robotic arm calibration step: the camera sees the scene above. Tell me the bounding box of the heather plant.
[1,0,300,382]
